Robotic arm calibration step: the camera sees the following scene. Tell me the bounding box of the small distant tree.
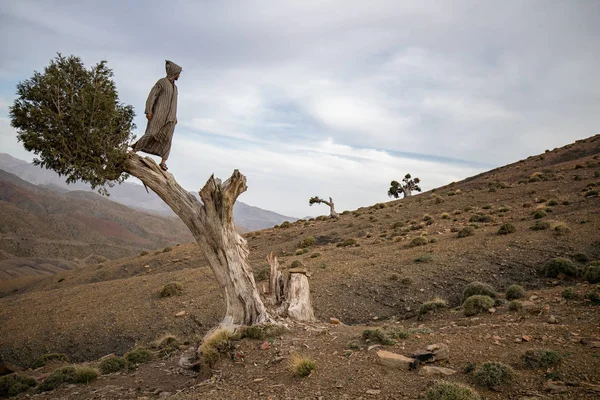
[309,196,339,218]
[388,174,421,198]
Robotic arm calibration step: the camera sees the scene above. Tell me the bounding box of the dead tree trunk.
[123,154,269,329]
[309,196,339,218]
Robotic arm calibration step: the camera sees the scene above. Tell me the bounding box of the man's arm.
[144,80,163,119]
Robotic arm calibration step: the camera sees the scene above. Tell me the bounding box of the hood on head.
[165,60,182,78]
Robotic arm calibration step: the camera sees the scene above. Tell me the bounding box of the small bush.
[160,282,183,297]
[423,214,433,221]
[200,330,235,367]
[561,287,578,300]
[457,227,475,238]
[415,254,434,263]
[125,348,152,365]
[573,252,589,263]
[336,238,357,247]
[279,221,291,228]
[547,200,558,206]
[299,236,316,248]
[508,300,522,311]
[544,257,578,278]
[290,260,303,268]
[463,295,494,316]
[162,246,173,253]
[242,324,285,340]
[392,222,405,229]
[139,250,149,256]
[362,329,395,345]
[441,213,450,219]
[473,362,514,388]
[533,210,547,219]
[462,282,496,302]
[553,224,570,236]
[0,374,37,397]
[73,367,99,384]
[469,215,492,223]
[418,297,446,320]
[310,252,321,258]
[425,380,481,400]
[530,220,550,230]
[253,267,269,282]
[289,354,315,377]
[505,284,526,300]
[521,349,561,369]
[31,353,70,369]
[408,236,429,247]
[38,366,77,392]
[583,261,600,283]
[498,223,516,235]
[153,334,181,356]
[294,249,305,255]
[99,356,127,374]
[587,285,600,305]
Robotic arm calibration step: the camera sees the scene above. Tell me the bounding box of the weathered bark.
[123,153,268,329]
[309,196,339,218]
[266,252,316,322]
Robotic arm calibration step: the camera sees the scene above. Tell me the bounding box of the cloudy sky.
[1,1,599,217]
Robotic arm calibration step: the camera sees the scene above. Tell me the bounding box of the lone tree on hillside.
[388,174,422,198]
[309,196,339,218]
[10,54,315,366]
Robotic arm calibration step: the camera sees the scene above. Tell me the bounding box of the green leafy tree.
[9,54,135,195]
[388,173,421,198]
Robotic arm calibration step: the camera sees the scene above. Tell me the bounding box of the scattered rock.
[367,344,381,351]
[366,389,381,395]
[488,307,497,313]
[329,317,341,324]
[425,343,449,361]
[522,335,532,342]
[377,350,416,370]
[175,310,186,317]
[548,315,558,324]
[418,366,457,376]
[260,341,270,350]
[159,392,172,397]
[253,378,265,383]
[543,380,569,394]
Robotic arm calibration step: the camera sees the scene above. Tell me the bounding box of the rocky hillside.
[1,134,599,399]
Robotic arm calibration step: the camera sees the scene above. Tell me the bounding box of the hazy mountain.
[0,153,298,230]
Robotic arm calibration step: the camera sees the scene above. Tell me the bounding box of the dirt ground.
[1,134,599,399]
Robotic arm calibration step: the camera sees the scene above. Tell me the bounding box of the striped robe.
[132,61,182,160]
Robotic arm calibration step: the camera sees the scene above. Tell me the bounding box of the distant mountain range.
[0,153,297,231]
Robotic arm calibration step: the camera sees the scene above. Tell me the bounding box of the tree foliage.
[388,173,421,198]
[9,54,136,195]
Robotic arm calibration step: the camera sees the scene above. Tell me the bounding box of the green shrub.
[418,298,447,320]
[279,221,291,228]
[472,362,514,388]
[31,353,70,369]
[299,236,316,248]
[253,267,269,282]
[573,252,589,263]
[200,330,235,367]
[587,285,600,305]
[498,223,516,235]
[162,246,172,253]
[462,282,496,302]
[505,284,526,300]
[0,374,37,397]
[336,238,357,247]
[392,222,405,229]
[547,200,558,206]
[290,260,303,268]
[362,329,395,345]
[463,295,494,316]
[553,224,570,236]
[441,213,450,219]
[423,214,433,221]
[125,348,152,365]
[508,300,522,311]
[561,287,578,300]
[139,250,149,256]
[415,254,434,263]
[530,220,550,230]
[457,227,475,238]
[242,324,285,340]
[521,349,561,369]
[583,261,600,283]
[310,252,321,258]
[73,367,98,384]
[408,236,429,247]
[159,282,183,297]
[469,215,492,223]
[99,356,127,374]
[544,257,578,278]
[533,210,547,219]
[38,366,77,392]
[294,249,305,255]
[425,380,481,400]
[290,354,315,377]
[153,334,181,356]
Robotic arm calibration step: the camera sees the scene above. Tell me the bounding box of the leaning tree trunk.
[325,197,339,218]
[123,154,269,329]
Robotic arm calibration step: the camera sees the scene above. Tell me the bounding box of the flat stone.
[329,317,341,324]
[260,341,270,350]
[175,310,186,317]
[366,389,381,395]
[548,315,558,324]
[425,343,450,361]
[543,380,569,394]
[377,350,415,370]
[418,366,458,376]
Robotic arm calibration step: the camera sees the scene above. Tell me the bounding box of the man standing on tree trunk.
[131,60,182,171]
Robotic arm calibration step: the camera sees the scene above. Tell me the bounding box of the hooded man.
[131,60,182,171]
